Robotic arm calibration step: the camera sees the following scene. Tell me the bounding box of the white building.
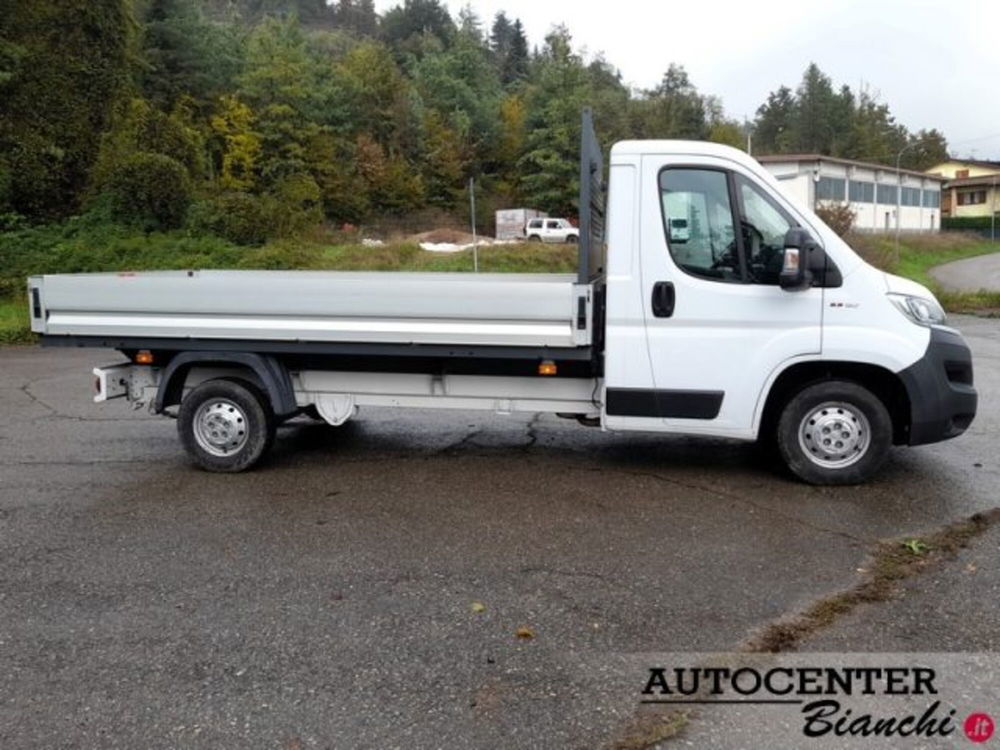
[757,154,946,233]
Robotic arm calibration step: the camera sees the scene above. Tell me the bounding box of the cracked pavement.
[1,315,999,749]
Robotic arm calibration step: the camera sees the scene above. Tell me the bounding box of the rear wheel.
[566,234,579,244]
[776,380,892,485]
[178,379,275,473]
[528,234,541,242]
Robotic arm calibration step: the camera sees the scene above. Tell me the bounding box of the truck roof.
[611,140,756,167]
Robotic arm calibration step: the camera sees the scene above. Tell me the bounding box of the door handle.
[651,281,675,318]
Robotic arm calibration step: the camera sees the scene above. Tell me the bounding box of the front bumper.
[898,326,977,446]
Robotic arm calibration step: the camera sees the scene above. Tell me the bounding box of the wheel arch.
[757,360,912,446]
[155,352,298,417]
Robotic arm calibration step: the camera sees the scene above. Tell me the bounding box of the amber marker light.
[538,360,557,376]
[135,350,154,365]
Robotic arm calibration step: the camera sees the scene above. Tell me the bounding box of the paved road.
[930,251,1000,292]
[1,316,999,748]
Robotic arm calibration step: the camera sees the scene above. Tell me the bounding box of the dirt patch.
[407,229,484,245]
[742,507,1000,653]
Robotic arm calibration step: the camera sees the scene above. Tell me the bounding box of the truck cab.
[599,137,975,482]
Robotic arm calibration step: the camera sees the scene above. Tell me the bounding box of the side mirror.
[779,228,817,292]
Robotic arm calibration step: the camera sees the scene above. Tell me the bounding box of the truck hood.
[883,271,938,302]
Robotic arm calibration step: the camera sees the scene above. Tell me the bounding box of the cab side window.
[736,175,795,285]
[659,168,741,282]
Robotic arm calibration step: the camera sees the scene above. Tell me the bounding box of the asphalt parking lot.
[2,315,998,749]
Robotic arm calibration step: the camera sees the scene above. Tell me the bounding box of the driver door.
[638,154,823,437]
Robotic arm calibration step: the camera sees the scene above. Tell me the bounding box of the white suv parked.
[525,218,579,243]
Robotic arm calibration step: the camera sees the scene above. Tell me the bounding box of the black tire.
[528,234,541,242]
[178,379,275,473]
[776,380,892,485]
[566,234,579,244]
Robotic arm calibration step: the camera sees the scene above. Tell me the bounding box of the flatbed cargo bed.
[30,270,593,350]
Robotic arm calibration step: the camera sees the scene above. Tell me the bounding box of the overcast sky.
[373,0,1000,159]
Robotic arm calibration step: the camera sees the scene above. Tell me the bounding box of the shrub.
[942,216,999,232]
[187,192,272,245]
[105,152,191,230]
[264,173,324,239]
[239,241,323,270]
[815,202,856,237]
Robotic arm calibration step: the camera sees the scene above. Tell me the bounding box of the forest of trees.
[0,0,952,242]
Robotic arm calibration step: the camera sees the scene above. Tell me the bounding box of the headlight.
[887,293,947,327]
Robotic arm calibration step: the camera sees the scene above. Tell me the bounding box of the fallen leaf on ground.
[515,626,535,640]
[471,602,486,613]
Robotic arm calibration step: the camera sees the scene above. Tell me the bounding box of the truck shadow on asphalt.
[266,416,969,514]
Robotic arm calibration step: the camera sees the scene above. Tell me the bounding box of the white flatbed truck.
[29,110,977,484]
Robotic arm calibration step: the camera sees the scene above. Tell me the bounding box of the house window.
[901,187,921,207]
[923,190,941,208]
[956,169,970,179]
[849,180,874,203]
[958,190,987,206]
[816,177,846,201]
[876,184,898,204]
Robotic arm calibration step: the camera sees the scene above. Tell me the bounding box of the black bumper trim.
[898,327,977,446]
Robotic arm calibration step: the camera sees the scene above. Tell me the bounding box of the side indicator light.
[135,350,154,365]
[538,360,557,376]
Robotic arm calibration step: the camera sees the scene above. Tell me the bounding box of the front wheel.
[776,380,892,485]
[178,379,275,473]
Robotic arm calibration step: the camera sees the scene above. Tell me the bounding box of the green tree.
[633,64,708,140]
[585,55,632,147]
[139,0,244,112]
[238,16,328,182]
[354,133,425,213]
[410,23,502,160]
[828,84,856,157]
[753,85,796,153]
[90,98,206,193]
[793,63,837,153]
[213,0,333,25]
[332,0,379,37]
[381,0,454,53]
[902,129,949,171]
[704,98,744,149]
[0,0,134,219]
[333,40,415,149]
[106,151,192,230]
[842,89,907,165]
[517,26,588,214]
[210,95,262,190]
[419,110,466,207]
